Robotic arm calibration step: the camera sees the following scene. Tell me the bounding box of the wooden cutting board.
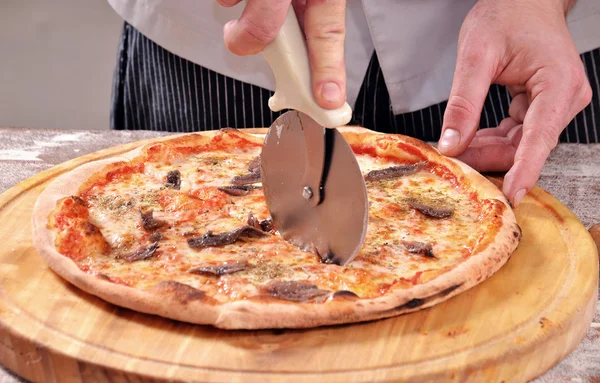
[0,136,597,383]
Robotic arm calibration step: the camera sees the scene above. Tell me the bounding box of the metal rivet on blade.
[302,186,313,200]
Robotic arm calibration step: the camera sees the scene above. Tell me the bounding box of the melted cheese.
[56,134,491,303]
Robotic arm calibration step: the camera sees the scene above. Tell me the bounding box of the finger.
[217,0,243,7]
[475,117,520,138]
[507,85,526,98]
[457,124,522,172]
[223,0,292,56]
[438,42,497,156]
[507,93,529,123]
[470,122,523,147]
[503,95,565,206]
[292,0,308,29]
[304,0,347,109]
[503,64,591,206]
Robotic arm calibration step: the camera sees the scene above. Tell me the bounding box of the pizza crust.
[32,128,521,329]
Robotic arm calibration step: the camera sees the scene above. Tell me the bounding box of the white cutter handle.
[261,6,352,128]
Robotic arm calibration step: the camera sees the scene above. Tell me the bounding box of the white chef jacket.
[107,0,600,114]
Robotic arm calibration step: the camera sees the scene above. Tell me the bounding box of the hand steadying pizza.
[438,0,592,206]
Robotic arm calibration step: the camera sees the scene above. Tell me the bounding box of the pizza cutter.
[259,6,369,266]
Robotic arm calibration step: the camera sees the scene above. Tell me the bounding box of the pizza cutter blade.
[260,111,369,265]
[255,5,368,265]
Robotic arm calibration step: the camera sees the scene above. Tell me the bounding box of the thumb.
[304,0,347,109]
[439,47,496,156]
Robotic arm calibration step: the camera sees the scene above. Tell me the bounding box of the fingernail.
[321,82,341,103]
[513,189,527,207]
[438,129,461,152]
[224,20,236,35]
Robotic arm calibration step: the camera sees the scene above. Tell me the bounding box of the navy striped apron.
[111,23,600,143]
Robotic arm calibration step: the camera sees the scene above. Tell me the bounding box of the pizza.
[32,127,521,329]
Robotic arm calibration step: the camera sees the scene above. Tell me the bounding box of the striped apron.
[111,23,600,143]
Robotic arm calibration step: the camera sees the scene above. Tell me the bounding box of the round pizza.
[32,127,521,329]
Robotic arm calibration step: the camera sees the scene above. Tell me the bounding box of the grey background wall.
[0,0,122,130]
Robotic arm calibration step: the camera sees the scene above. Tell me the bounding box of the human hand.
[217,0,347,109]
[438,0,592,206]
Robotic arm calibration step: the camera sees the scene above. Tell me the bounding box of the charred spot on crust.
[395,284,462,311]
[407,200,454,218]
[402,240,435,258]
[265,281,330,302]
[439,284,461,296]
[187,226,265,249]
[218,185,261,196]
[155,281,206,304]
[364,162,427,181]
[247,213,274,232]
[120,242,159,262]
[514,224,523,239]
[247,155,261,174]
[164,170,181,190]
[188,259,249,276]
[403,298,425,309]
[332,290,359,299]
[140,207,164,231]
[231,172,261,186]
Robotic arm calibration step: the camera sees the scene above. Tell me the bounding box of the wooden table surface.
[0,128,597,382]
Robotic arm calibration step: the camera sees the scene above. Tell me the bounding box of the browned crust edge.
[31,127,520,329]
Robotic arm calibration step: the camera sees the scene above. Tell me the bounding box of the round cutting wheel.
[260,111,369,265]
